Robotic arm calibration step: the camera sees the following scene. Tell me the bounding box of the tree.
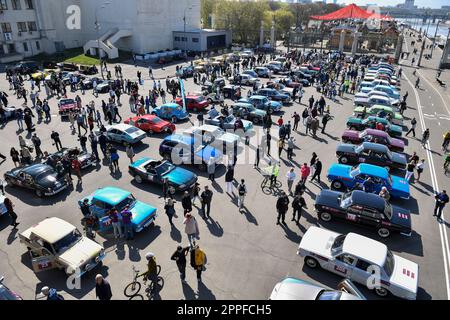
[201,0,215,28]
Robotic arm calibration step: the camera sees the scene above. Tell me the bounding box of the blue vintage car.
[327,163,410,200]
[128,157,198,193]
[79,187,157,233]
[239,95,282,113]
[152,103,190,123]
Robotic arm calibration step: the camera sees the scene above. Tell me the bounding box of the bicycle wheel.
[156,265,161,275]
[262,186,273,195]
[274,180,282,188]
[129,294,144,300]
[124,281,141,297]
[260,178,268,190]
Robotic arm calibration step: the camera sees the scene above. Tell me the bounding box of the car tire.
[35,189,44,198]
[163,153,171,161]
[331,180,344,190]
[134,175,143,184]
[147,130,154,135]
[252,117,260,125]
[350,126,357,131]
[377,227,390,238]
[319,212,332,222]
[374,287,390,298]
[339,156,349,164]
[304,257,319,269]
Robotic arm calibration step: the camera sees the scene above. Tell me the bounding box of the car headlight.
[179,184,186,189]
[48,188,52,192]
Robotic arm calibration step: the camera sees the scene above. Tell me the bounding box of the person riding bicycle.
[442,131,450,151]
[138,252,158,285]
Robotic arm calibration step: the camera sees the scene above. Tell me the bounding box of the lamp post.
[95,1,111,79]
[430,20,441,58]
[439,27,450,69]
[417,14,431,67]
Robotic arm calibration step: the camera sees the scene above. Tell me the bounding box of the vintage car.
[82,77,103,89]
[228,74,260,86]
[346,116,403,138]
[0,277,22,300]
[360,85,400,100]
[353,105,403,126]
[239,95,282,113]
[80,187,157,233]
[95,124,146,145]
[0,195,7,218]
[6,61,39,75]
[256,88,291,104]
[19,217,105,277]
[297,226,419,299]
[152,103,190,123]
[201,78,226,93]
[159,134,223,171]
[232,102,267,125]
[129,157,197,192]
[58,98,80,118]
[46,147,96,170]
[242,70,259,79]
[124,115,175,134]
[205,111,255,138]
[341,129,405,153]
[354,90,400,107]
[327,163,410,199]
[78,64,98,75]
[354,95,394,108]
[254,66,272,78]
[175,95,209,112]
[57,62,78,72]
[183,124,241,153]
[95,80,114,93]
[222,85,241,100]
[269,278,365,300]
[4,164,68,198]
[336,142,407,171]
[266,82,294,97]
[359,80,398,93]
[175,65,194,78]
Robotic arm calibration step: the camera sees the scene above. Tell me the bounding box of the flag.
[179,77,187,112]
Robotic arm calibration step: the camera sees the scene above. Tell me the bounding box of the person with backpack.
[237,179,247,210]
[292,194,306,224]
[171,245,190,282]
[406,118,417,137]
[41,287,64,300]
[190,244,207,282]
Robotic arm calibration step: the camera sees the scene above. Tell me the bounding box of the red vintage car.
[341,128,405,153]
[58,98,79,117]
[124,115,176,134]
[175,95,209,112]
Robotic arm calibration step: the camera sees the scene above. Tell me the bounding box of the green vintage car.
[232,102,267,125]
[353,105,403,126]
[346,116,403,138]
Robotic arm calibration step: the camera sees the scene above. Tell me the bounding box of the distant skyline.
[337,0,447,9]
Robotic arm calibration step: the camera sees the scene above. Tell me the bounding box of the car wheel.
[339,156,349,164]
[193,108,198,113]
[331,180,344,190]
[252,117,260,125]
[320,212,332,222]
[171,116,177,123]
[304,257,319,269]
[374,287,390,298]
[163,153,171,161]
[377,227,390,238]
[35,189,44,198]
[134,175,143,184]
[349,126,357,131]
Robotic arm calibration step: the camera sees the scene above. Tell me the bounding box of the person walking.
[10,147,20,167]
[110,147,120,172]
[237,179,247,210]
[72,158,82,185]
[181,191,192,216]
[310,158,323,184]
[51,130,63,151]
[225,165,234,194]
[95,275,112,301]
[286,137,295,160]
[125,144,135,163]
[89,132,99,162]
[121,205,134,240]
[421,128,430,147]
[276,191,290,225]
[200,186,213,219]
[277,138,285,158]
[406,118,417,137]
[291,194,306,224]
[207,156,216,182]
[31,133,43,158]
[190,244,207,282]
[433,190,449,222]
[416,159,425,181]
[164,198,176,227]
[4,198,19,229]
[108,207,123,239]
[254,144,261,168]
[171,245,190,282]
[286,167,296,196]
[300,163,311,185]
[321,114,333,134]
[183,213,199,248]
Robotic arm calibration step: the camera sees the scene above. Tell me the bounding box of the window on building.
[1,22,12,33]
[0,45,4,55]
[8,44,16,53]
[35,40,40,50]
[27,21,37,31]
[23,42,28,52]
[25,0,33,9]
[181,37,187,42]
[12,0,21,10]
[0,0,7,10]
[17,22,27,33]
[192,38,199,43]
[174,36,180,41]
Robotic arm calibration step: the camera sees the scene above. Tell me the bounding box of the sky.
[338,0,447,9]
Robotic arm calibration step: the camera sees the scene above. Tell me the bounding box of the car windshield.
[155,161,175,176]
[150,117,162,124]
[331,234,346,252]
[340,193,352,208]
[350,168,359,178]
[60,100,74,105]
[355,145,365,154]
[384,202,393,220]
[176,105,183,111]
[116,195,137,212]
[53,229,82,254]
[316,290,342,301]
[125,127,140,134]
[196,96,205,103]
[383,250,395,277]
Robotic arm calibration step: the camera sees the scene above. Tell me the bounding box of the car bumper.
[134,214,157,233]
[44,185,68,196]
[77,253,106,277]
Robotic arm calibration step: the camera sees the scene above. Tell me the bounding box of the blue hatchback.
[327,163,410,200]
[79,187,157,233]
[152,103,190,123]
[239,95,282,113]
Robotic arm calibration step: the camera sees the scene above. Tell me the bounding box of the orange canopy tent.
[310,4,392,21]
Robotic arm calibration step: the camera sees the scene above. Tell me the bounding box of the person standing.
[50,131,63,151]
[310,158,323,184]
[292,112,300,131]
[121,205,134,240]
[183,213,199,248]
[237,179,247,210]
[31,133,43,158]
[181,191,192,216]
[10,147,20,167]
[98,133,108,159]
[300,163,311,185]
[162,178,172,200]
[225,165,234,194]
[291,194,306,224]
[207,156,216,182]
[434,190,449,221]
[286,168,296,195]
[200,186,213,219]
[190,244,206,282]
[406,118,417,137]
[95,275,112,301]
[405,161,415,182]
[110,147,120,172]
[254,144,261,168]
[89,132,99,162]
[276,192,290,225]
[108,207,122,238]
[321,114,333,134]
[4,198,19,229]
[72,158,82,185]
[171,246,190,282]
[286,137,295,160]
[416,159,425,181]
[125,144,135,163]
[164,198,176,227]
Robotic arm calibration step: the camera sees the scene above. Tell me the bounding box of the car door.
[329,253,356,279]
[29,247,57,273]
[351,259,373,286]
[90,200,110,232]
[345,204,363,224]
[146,167,158,184]
[136,119,147,131]
[360,206,383,230]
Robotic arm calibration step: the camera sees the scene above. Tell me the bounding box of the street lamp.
[439,27,450,69]
[95,1,111,79]
[417,14,431,67]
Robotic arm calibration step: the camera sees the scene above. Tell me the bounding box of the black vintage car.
[315,190,411,238]
[6,61,39,75]
[4,164,68,198]
[336,142,407,171]
[46,148,96,170]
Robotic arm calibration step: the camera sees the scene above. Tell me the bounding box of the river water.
[396,18,450,39]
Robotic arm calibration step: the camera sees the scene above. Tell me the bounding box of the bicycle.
[261,174,282,195]
[124,265,163,299]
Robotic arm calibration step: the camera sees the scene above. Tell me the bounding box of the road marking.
[404,72,450,300]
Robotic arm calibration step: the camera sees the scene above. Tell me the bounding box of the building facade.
[173,29,232,53]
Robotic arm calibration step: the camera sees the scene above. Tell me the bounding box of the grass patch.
[65,54,100,66]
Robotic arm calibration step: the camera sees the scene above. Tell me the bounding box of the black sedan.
[315,190,412,238]
[46,148,96,169]
[336,142,407,171]
[4,164,68,197]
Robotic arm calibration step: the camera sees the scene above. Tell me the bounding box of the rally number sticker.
[334,265,347,274]
[347,213,357,221]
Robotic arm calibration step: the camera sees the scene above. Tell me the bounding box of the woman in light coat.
[183,213,199,248]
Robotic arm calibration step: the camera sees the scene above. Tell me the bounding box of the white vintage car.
[19,217,105,277]
[95,123,147,145]
[182,124,240,153]
[297,226,419,300]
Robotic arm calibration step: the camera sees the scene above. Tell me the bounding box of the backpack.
[302,109,308,118]
[238,184,246,196]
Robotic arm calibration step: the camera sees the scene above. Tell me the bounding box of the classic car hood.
[336,144,357,154]
[131,201,157,226]
[37,175,65,189]
[389,255,418,298]
[354,97,369,104]
[163,167,197,186]
[389,124,403,135]
[327,164,353,179]
[391,152,407,165]
[129,130,146,140]
[346,117,363,125]
[58,237,103,268]
[315,189,342,207]
[195,145,222,162]
[254,109,266,117]
[298,227,339,260]
[342,130,360,139]
[391,176,410,195]
[389,205,412,230]
[390,137,405,149]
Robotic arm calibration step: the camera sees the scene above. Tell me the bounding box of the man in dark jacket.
[292,194,306,224]
[200,186,213,219]
[50,130,62,151]
[310,158,323,183]
[171,246,190,282]
[95,275,112,300]
[276,192,290,225]
[434,190,449,221]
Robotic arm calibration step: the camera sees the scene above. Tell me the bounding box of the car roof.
[160,103,180,108]
[273,277,323,300]
[165,134,194,144]
[363,129,388,137]
[233,102,253,108]
[250,95,266,100]
[30,217,76,244]
[92,187,131,206]
[358,164,389,180]
[343,232,387,266]
[23,164,53,177]
[361,142,389,152]
[108,123,134,131]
